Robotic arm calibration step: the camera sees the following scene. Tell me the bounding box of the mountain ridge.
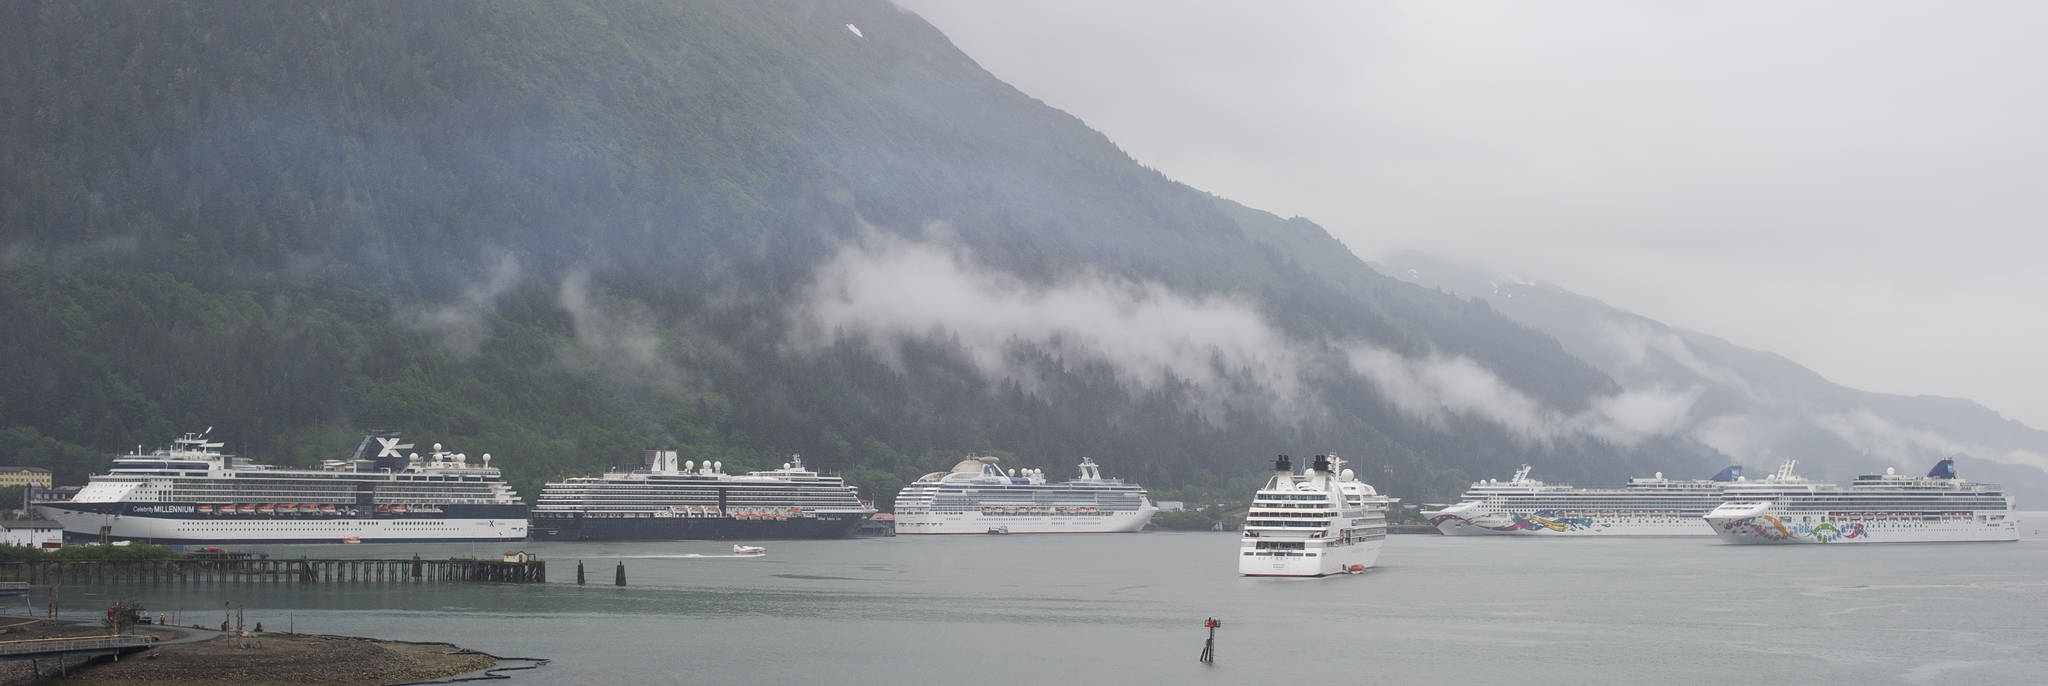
[1378,250,2047,503]
[5,0,1721,504]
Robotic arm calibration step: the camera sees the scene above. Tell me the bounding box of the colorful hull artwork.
[1428,511,1603,533]
[1716,515,1867,543]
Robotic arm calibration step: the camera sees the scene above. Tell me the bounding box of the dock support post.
[614,561,626,586]
[576,561,585,585]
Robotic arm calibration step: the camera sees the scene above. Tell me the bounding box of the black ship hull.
[529,513,866,541]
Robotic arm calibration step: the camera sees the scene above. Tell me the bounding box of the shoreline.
[0,620,511,686]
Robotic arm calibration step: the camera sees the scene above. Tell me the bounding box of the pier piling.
[614,561,626,586]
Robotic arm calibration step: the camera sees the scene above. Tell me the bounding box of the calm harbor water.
[47,522,2048,685]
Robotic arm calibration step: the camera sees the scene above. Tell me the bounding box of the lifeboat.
[196,505,214,513]
[390,504,409,513]
[237,504,255,513]
[320,505,337,514]
[341,536,362,544]
[1346,564,1367,574]
[256,504,275,514]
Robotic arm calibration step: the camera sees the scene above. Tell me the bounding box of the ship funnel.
[1709,465,1742,482]
[1927,458,1957,479]
[1274,454,1291,473]
[1311,454,1332,474]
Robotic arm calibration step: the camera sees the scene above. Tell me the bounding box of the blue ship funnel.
[1927,458,1957,479]
[1709,465,1743,482]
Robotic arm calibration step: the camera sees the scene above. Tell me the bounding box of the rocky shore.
[0,620,498,686]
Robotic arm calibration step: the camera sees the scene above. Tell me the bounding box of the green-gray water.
[45,526,2048,684]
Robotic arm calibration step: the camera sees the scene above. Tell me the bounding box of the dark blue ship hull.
[529,513,866,541]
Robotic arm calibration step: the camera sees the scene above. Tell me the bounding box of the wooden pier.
[0,558,545,585]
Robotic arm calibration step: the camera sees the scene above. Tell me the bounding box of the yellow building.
[0,467,52,489]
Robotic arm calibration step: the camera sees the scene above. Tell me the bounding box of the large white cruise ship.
[894,456,1157,534]
[1424,464,1742,536]
[34,430,528,544]
[1705,459,2017,544]
[530,452,875,540]
[1239,454,1391,577]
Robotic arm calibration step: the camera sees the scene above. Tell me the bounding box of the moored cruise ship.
[894,456,1156,534]
[1705,459,2017,544]
[1240,454,1392,577]
[34,430,528,544]
[529,451,875,540]
[1424,464,1742,536]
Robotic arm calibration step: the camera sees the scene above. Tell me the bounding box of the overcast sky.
[897,0,2048,429]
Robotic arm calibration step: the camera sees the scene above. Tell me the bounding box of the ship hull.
[1427,509,1712,536]
[528,513,866,541]
[34,502,529,544]
[894,507,1156,534]
[1239,537,1384,577]
[1706,509,2019,544]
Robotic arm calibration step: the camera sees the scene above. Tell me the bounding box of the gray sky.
[896,0,2048,430]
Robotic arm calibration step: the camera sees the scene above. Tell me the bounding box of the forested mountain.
[1380,252,2048,503]
[2,0,1721,505]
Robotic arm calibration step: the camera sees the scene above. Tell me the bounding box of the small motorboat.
[732,544,766,555]
[1346,564,1367,574]
[341,536,362,544]
[986,526,1010,535]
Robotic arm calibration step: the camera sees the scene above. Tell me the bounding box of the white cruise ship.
[894,456,1156,534]
[1239,454,1391,577]
[1424,464,1742,536]
[34,430,528,544]
[1705,459,2017,544]
[530,452,875,540]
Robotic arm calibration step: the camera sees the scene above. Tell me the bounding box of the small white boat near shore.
[732,544,766,555]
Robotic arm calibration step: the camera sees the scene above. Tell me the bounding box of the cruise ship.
[893,456,1157,534]
[1705,459,2017,544]
[529,451,875,540]
[1424,464,1743,536]
[1239,454,1392,577]
[33,430,528,544]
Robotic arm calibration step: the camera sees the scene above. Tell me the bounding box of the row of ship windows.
[914,507,1139,514]
[171,528,456,532]
[534,495,857,501]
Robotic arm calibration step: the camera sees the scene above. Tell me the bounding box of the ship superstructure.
[1239,454,1392,577]
[529,452,875,540]
[1705,459,2016,544]
[1424,465,1742,536]
[33,430,527,544]
[893,456,1156,534]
